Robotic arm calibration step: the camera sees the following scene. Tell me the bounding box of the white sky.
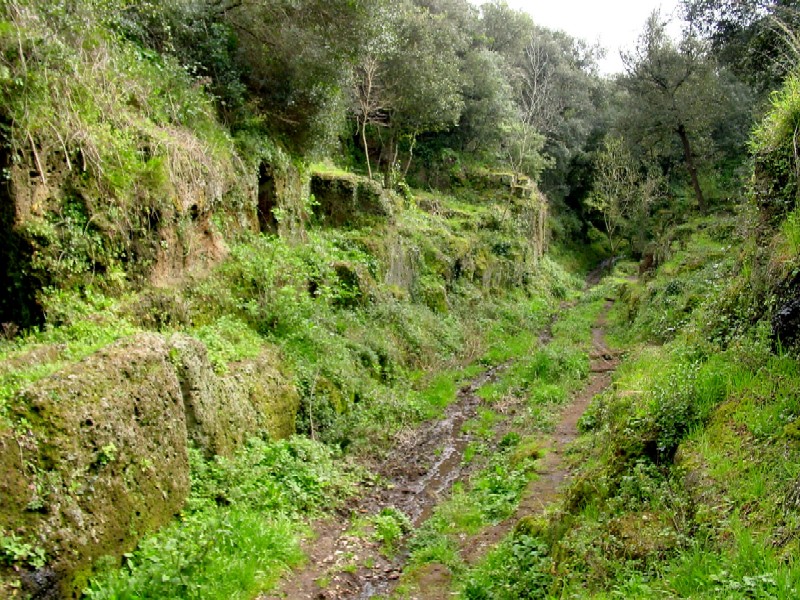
[481,0,685,75]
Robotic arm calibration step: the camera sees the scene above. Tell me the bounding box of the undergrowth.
[85,437,360,600]
[459,210,800,599]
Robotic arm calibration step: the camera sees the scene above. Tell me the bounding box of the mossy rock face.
[772,272,800,349]
[1,332,299,597]
[606,511,679,560]
[0,151,243,329]
[310,172,393,227]
[3,334,190,597]
[257,161,310,240]
[210,345,300,444]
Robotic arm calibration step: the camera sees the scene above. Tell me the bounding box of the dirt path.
[264,364,509,600]
[459,300,618,566]
[267,268,619,600]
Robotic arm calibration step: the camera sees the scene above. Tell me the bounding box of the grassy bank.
[456,214,800,599]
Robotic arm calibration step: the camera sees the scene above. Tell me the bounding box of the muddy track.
[459,299,619,566]
[267,265,619,600]
[264,364,509,600]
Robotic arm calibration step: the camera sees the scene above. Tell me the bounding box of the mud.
[267,267,621,600]
[264,365,508,600]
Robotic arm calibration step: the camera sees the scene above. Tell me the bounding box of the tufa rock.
[310,172,393,227]
[169,334,299,457]
[0,332,299,597]
[4,333,189,598]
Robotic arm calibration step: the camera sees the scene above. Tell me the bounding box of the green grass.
[462,408,501,440]
[192,316,265,372]
[0,291,140,421]
[85,437,361,599]
[85,510,303,600]
[460,533,553,599]
[462,216,800,599]
[416,370,463,416]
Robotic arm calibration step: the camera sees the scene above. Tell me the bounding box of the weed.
[463,409,500,440]
[0,532,47,570]
[84,510,303,600]
[370,508,413,556]
[461,533,553,599]
[85,436,360,598]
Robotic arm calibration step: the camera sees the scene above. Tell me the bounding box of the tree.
[483,18,605,197]
[480,0,536,58]
[587,136,666,256]
[215,0,374,153]
[586,136,639,255]
[621,12,717,212]
[351,0,465,185]
[353,54,384,180]
[682,0,800,94]
[456,47,517,158]
[351,3,398,179]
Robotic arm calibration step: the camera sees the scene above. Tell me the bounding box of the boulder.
[169,335,299,457]
[0,332,299,597]
[4,334,189,597]
[310,172,393,226]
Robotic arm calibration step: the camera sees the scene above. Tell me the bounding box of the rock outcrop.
[0,333,297,598]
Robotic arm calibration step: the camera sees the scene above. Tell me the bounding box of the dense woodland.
[2,0,800,598]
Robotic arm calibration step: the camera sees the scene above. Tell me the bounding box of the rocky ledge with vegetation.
[1,1,800,599]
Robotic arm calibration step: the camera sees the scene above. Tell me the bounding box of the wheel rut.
[264,364,509,600]
[267,270,620,600]
[458,299,619,568]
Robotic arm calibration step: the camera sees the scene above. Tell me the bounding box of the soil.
[265,268,620,600]
[263,365,510,600]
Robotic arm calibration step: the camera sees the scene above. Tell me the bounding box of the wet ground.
[266,270,620,600]
[264,365,509,600]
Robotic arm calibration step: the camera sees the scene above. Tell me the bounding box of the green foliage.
[0,532,46,570]
[85,509,302,600]
[685,0,800,95]
[370,507,413,556]
[617,12,751,213]
[780,206,800,256]
[752,71,800,216]
[193,316,263,373]
[85,437,359,599]
[187,437,359,515]
[586,136,667,256]
[461,534,553,599]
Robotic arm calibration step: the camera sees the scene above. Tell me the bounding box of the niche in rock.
[257,163,279,233]
[0,132,44,329]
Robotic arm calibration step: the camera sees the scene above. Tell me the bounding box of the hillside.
[1,1,800,599]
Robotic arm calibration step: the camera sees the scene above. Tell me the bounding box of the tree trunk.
[401,134,417,179]
[360,117,372,180]
[677,123,706,213]
[382,137,398,188]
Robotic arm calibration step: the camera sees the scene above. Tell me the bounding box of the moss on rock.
[169,334,299,457]
[0,331,299,598]
[3,334,189,597]
[310,171,394,227]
